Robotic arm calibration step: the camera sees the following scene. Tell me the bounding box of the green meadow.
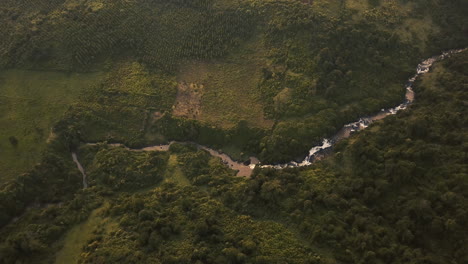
[0,70,104,181]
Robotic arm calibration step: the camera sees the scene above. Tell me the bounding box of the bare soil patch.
[173,82,204,119]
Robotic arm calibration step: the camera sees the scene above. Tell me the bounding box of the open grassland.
[178,40,274,130]
[164,155,190,187]
[0,70,104,181]
[54,203,116,264]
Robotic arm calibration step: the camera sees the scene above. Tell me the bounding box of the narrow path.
[72,153,88,189]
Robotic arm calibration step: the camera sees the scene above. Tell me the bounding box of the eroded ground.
[173,82,203,119]
[177,40,274,129]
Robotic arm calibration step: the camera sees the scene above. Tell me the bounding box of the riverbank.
[71,48,466,182]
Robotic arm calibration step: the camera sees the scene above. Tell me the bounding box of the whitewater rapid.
[258,48,466,169]
[72,48,466,180]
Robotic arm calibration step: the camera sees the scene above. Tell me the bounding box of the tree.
[8,136,18,147]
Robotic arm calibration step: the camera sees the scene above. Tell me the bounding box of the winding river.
[72,48,466,186]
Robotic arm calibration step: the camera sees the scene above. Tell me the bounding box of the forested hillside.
[0,0,467,263]
[1,0,467,166]
[1,47,466,264]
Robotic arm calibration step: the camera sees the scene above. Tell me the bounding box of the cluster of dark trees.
[84,145,168,191]
[0,0,255,71]
[0,142,98,263]
[78,183,319,264]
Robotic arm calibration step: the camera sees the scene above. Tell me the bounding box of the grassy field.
[54,203,115,264]
[177,38,274,130]
[0,69,104,182]
[164,155,190,187]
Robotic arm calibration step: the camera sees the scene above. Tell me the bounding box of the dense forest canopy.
[0,0,467,263]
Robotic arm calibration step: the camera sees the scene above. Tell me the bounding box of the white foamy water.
[73,48,466,178]
[253,48,466,169]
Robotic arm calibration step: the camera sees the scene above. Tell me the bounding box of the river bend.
[72,48,466,184]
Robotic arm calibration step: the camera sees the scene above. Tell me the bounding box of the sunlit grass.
[178,38,274,129]
[0,69,104,182]
[165,155,190,186]
[54,203,115,264]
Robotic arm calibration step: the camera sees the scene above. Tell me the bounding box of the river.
[72,48,466,184]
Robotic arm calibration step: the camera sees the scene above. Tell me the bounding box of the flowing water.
[72,48,466,181]
[259,48,466,170]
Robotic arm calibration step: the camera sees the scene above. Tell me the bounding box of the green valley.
[0,0,467,263]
